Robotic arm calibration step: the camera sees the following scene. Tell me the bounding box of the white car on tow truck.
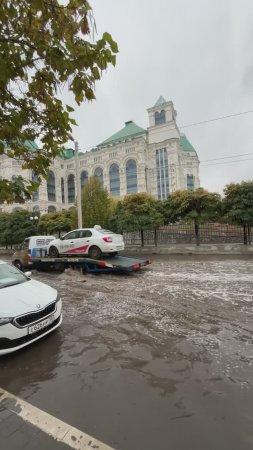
[47,226,125,260]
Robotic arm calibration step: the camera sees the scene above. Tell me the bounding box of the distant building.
[0,96,200,213]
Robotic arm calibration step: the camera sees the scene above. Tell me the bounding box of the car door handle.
[86,240,90,242]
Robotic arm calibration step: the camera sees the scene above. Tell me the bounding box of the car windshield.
[0,263,29,289]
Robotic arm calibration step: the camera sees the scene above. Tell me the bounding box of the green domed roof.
[99,121,146,147]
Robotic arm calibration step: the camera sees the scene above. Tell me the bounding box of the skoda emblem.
[36,304,40,309]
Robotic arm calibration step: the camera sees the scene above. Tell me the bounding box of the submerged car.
[0,261,62,356]
[47,226,125,259]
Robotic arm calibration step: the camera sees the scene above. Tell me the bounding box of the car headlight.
[0,317,13,326]
[55,292,61,303]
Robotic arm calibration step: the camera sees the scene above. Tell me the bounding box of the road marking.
[0,388,114,450]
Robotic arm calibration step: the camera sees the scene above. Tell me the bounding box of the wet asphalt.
[0,254,253,450]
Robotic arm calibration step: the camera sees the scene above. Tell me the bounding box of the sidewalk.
[0,404,70,450]
[124,243,253,255]
[0,249,13,255]
[1,244,253,257]
[0,388,114,450]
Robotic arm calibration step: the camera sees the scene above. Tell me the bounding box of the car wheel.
[49,246,59,258]
[13,260,23,271]
[88,246,102,260]
[54,262,65,273]
[36,263,49,272]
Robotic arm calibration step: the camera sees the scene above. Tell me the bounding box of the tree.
[0,210,38,247]
[0,0,118,201]
[81,177,112,228]
[222,181,253,245]
[163,188,221,245]
[109,193,164,246]
[0,212,10,247]
[38,210,73,237]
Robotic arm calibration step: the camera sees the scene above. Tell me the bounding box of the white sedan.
[0,261,62,356]
[47,226,125,259]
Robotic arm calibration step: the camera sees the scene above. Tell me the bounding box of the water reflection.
[0,328,64,398]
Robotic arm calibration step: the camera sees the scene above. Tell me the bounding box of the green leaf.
[66,104,75,113]
[103,32,119,53]
[91,66,100,80]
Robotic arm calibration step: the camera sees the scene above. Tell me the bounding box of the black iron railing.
[123,223,250,246]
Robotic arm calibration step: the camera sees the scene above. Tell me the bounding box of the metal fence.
[123,223,249,246]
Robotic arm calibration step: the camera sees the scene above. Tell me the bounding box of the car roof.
[67,228,96,232]
[65,228,116,233]
[28,235,55,239]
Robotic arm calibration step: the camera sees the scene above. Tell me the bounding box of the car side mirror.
[25,271,32,278]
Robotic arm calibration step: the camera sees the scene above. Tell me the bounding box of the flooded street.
[1,255,253,450]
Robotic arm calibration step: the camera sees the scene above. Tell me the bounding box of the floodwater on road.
[1,255,253,450]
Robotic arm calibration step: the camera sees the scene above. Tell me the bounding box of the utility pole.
[75,140,83,228]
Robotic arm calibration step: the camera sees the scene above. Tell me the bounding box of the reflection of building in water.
[0,96,200,213]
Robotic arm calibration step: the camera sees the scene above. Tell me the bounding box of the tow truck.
[31,254,153,274]
[12,235,153,274]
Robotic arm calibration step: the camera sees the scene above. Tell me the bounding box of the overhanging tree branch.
[0,0,118,203]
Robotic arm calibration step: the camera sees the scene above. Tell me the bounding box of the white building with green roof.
[0,97,199,213]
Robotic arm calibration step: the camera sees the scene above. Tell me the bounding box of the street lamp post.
[30,215,39,224]
[75,140,83,228]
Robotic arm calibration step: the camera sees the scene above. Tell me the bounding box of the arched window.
[32,171,39,201]
[155,112,160,125]
[11,175,17,181]
[126,159,137,194]
[12,207,22,212]
[81,171,89,190]
[94,167,103,187]
[67,174,75,203]
[61,177,65,203]
[48,205,56,213]
[187,174,194,191]
[33,205,40,212]
[155,109,166,125]
[109,164,120,197]
[160,110,165,123]
[47,171,56,201]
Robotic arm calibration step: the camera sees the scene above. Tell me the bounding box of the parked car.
[12,235,56,271]
[47,226,125,259]
[0,261,62,355]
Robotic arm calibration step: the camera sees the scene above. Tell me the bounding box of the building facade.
[0,97,200,214]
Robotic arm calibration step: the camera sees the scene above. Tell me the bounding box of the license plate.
[28,315,55,334]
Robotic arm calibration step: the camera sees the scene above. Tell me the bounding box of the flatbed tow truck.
[31,255,153,274]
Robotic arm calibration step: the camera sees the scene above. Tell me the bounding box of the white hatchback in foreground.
[47,226,125,259]
[0,261,62,356]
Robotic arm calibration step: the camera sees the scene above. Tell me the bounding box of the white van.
[12,235,56,271]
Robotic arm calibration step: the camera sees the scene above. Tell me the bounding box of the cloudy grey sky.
[65,0,253,194]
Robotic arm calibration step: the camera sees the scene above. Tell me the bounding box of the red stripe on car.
[63,245,89,254]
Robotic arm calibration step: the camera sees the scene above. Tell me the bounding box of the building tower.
[146,96,199,199]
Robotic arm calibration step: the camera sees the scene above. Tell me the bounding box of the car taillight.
[98,261,106,267]
[103,237,112,243]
